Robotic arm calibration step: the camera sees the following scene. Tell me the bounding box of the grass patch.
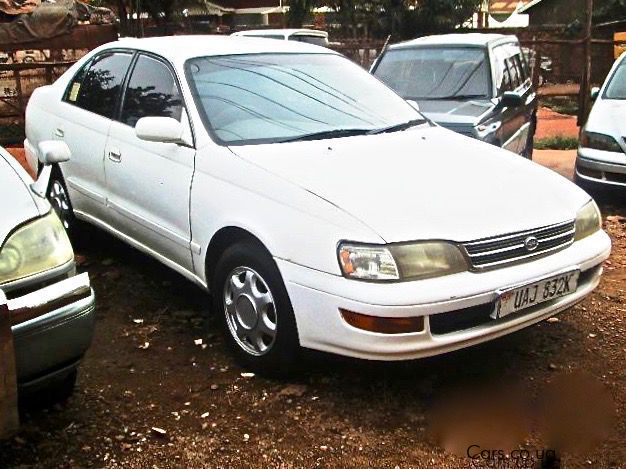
[535,135,579,150]
[542,96,578,116]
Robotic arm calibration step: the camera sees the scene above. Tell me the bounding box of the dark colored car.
[371,33,538,158]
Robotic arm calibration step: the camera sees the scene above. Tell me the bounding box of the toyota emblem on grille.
[524,236,539,252]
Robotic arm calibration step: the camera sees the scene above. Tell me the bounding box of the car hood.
[229,126,590,243]
[416,98,494,126]
[0,149,43,246]
[587,98,626,138]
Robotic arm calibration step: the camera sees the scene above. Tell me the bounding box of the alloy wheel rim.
[48,180,71,230]
[223,266,277,356]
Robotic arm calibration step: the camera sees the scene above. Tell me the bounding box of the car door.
[104,53,195,271]
[505,49,535,154]
[54,51,134,219]
[492,44,535,154]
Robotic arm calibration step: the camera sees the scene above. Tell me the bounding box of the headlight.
[574,200,602,241]
[338,244,399,281]
[580,131,622,153]
[0,211,74,284]
[338,242,468,282]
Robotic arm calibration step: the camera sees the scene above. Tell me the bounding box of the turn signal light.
[339,309,425,334]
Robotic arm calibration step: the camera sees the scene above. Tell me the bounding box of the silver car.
[0,142,95,401]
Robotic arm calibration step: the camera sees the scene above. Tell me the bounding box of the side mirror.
[37,140,71,165]
[406,99,420,112]
[590,86,600,100]
[31,140,71,198]
[135,117,188,145]
[501,91,524,108]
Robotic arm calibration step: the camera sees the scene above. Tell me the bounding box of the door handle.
[108,148,122,163]
[54,128,64,138]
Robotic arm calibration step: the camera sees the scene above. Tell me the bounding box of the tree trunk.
[118,0,128,36]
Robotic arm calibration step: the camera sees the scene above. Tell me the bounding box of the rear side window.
[64,52,133,119]
[493,44,528,94]
[121,55,183,127]
[506,57,521,89]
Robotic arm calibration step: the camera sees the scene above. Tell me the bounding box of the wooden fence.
[0,24,117,144]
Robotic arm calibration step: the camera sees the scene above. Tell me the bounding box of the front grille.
[429,303,494,335]
[577,165,603,179]
[463,220,575,269]
[605,171,626,184]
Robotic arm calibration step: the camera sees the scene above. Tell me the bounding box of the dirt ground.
[1,148,625,468]
[535,108,579,141]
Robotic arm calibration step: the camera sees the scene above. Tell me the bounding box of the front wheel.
[212,242,300,375]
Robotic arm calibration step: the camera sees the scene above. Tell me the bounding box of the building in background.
[473,0,531,28]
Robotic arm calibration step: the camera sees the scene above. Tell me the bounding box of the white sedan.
[25,36,611,373]
[576,51,626,188]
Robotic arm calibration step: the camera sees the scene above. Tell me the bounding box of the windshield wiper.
[367,118,428,135]
[277,128,371,143]
[431,94,488,100]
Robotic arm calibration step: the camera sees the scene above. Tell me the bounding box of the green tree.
[89,0,203,35]
[594,0,626,24]
[392,0,482,39]
[288,0,319,27]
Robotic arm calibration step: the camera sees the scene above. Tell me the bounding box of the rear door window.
[493,44,527,94]
[120,54,183,127]
[65,52,133,119]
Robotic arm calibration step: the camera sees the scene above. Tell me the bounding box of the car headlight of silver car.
[0,211,74,285]
[574,200,602,241]
[580,131,622,153]
[338,241,468,282]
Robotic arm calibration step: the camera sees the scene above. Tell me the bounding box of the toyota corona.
[24,36,610,372]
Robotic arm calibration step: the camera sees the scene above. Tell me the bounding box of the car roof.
[232,29,328,37]
[388,33,517,50]
[112,35,334,61]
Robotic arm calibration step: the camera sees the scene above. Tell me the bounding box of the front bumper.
[278,230,611,361]
[576,149,626,188]
[6,273,95,387]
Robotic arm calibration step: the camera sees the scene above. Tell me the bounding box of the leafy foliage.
[594,0,626,24]
[288,0,482,39]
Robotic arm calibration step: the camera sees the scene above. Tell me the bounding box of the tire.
[212,241,300,375]
[22,369,77,407]
[47,166,79,236]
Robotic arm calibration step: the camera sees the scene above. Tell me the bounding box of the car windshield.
[374,47,492,100]
[186,53,423,145]
[605,61,626,99]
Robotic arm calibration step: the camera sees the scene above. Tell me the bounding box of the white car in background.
[576,51,626,189]
[232,29,329,47]
[25,36,610,373]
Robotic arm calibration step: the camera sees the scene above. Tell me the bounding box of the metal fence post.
[0,290,19,439]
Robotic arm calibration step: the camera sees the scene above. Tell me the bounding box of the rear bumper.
[8,273,95,387]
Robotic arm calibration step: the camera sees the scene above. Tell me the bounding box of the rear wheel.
[212,242,300,375]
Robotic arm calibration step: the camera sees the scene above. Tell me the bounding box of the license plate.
[495,271,579,319]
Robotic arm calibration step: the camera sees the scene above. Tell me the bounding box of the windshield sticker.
[68,82,80,102]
